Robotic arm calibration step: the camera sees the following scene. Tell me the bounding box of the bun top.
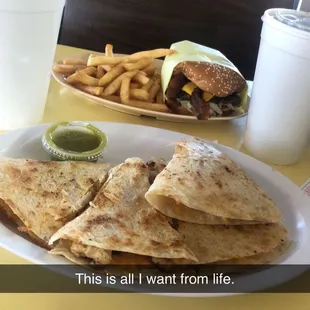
[180,61,246,97]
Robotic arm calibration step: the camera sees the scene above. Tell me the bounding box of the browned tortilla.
[152,221,289,265]
[145,138,282,224]
[49,157,197,264]
[0,157,111,245]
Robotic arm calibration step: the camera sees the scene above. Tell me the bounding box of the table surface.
[0,44,310,310]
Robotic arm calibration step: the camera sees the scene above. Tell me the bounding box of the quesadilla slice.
[49,157,197,264]
[145,138,282,224]
[0,157,111,248]
[152,221,289,265]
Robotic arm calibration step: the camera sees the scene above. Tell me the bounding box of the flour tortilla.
[192,240,291,276]
[152,221,288,265]
[145,138,282,224]
[49,157,197,264]
[49,240,90,265]
[0,157,111,247]
[216,239,290,265]
[50,240,112,264]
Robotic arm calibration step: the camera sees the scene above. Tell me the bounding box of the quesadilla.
[152,221,289,265]
[145,138,282,225]
[0,157,111,248]
[49,157,197,264]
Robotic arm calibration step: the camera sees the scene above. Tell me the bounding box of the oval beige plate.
[52,53,252,123]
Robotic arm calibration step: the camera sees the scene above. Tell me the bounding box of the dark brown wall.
[58,0,295,80]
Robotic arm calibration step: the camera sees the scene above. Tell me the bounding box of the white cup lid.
[274,10,310,33]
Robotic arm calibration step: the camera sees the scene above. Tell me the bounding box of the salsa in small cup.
[42,121,108,162]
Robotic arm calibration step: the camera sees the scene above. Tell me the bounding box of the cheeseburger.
[161,41,247,120]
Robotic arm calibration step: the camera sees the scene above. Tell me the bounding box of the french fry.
[126,48,175,62]
[102,70,138,96]
[124,99,170,112]
[87,54,95,64]
[96,66,105,79]
[99,64,125,87]
[53,64,86,74]
[57,44,171,115]
[132,72,150,85]
[66,67,97,84]
[101,65,113,72]
[78,66,97,75]
[129,83,141,89]
[156,87,164,104]
[123,58,153,71]
[62,73,72,79]
[130,89,149,101]
[75,84,103,96]
[142,63,156,76]
[148,76,161,101]
[141,79,154,91]
[101,95,122,103]
[120,77,131,103]
[63,58,87,66]
[75,71,99,86]
[75,65,88,70]
[87,55,124,66]
[105,44,114,57]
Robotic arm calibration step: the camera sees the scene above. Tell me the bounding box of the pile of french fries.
[53,44,175,113]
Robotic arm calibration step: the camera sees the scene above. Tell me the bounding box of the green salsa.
[51,128,102,152]
[42,121,108,162]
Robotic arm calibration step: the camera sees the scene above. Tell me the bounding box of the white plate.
[0,122,309,297]
[52,54,252,123]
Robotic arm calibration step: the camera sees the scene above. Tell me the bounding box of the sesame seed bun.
[181,61,246,97]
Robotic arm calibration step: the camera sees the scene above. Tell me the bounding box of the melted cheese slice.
[182,82,197,95]
[182,82,214,102]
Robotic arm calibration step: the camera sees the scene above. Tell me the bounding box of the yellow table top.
[0,44,310,310]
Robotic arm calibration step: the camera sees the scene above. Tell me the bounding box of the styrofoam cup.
[0,0,66,130]
[243,9,310,165]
